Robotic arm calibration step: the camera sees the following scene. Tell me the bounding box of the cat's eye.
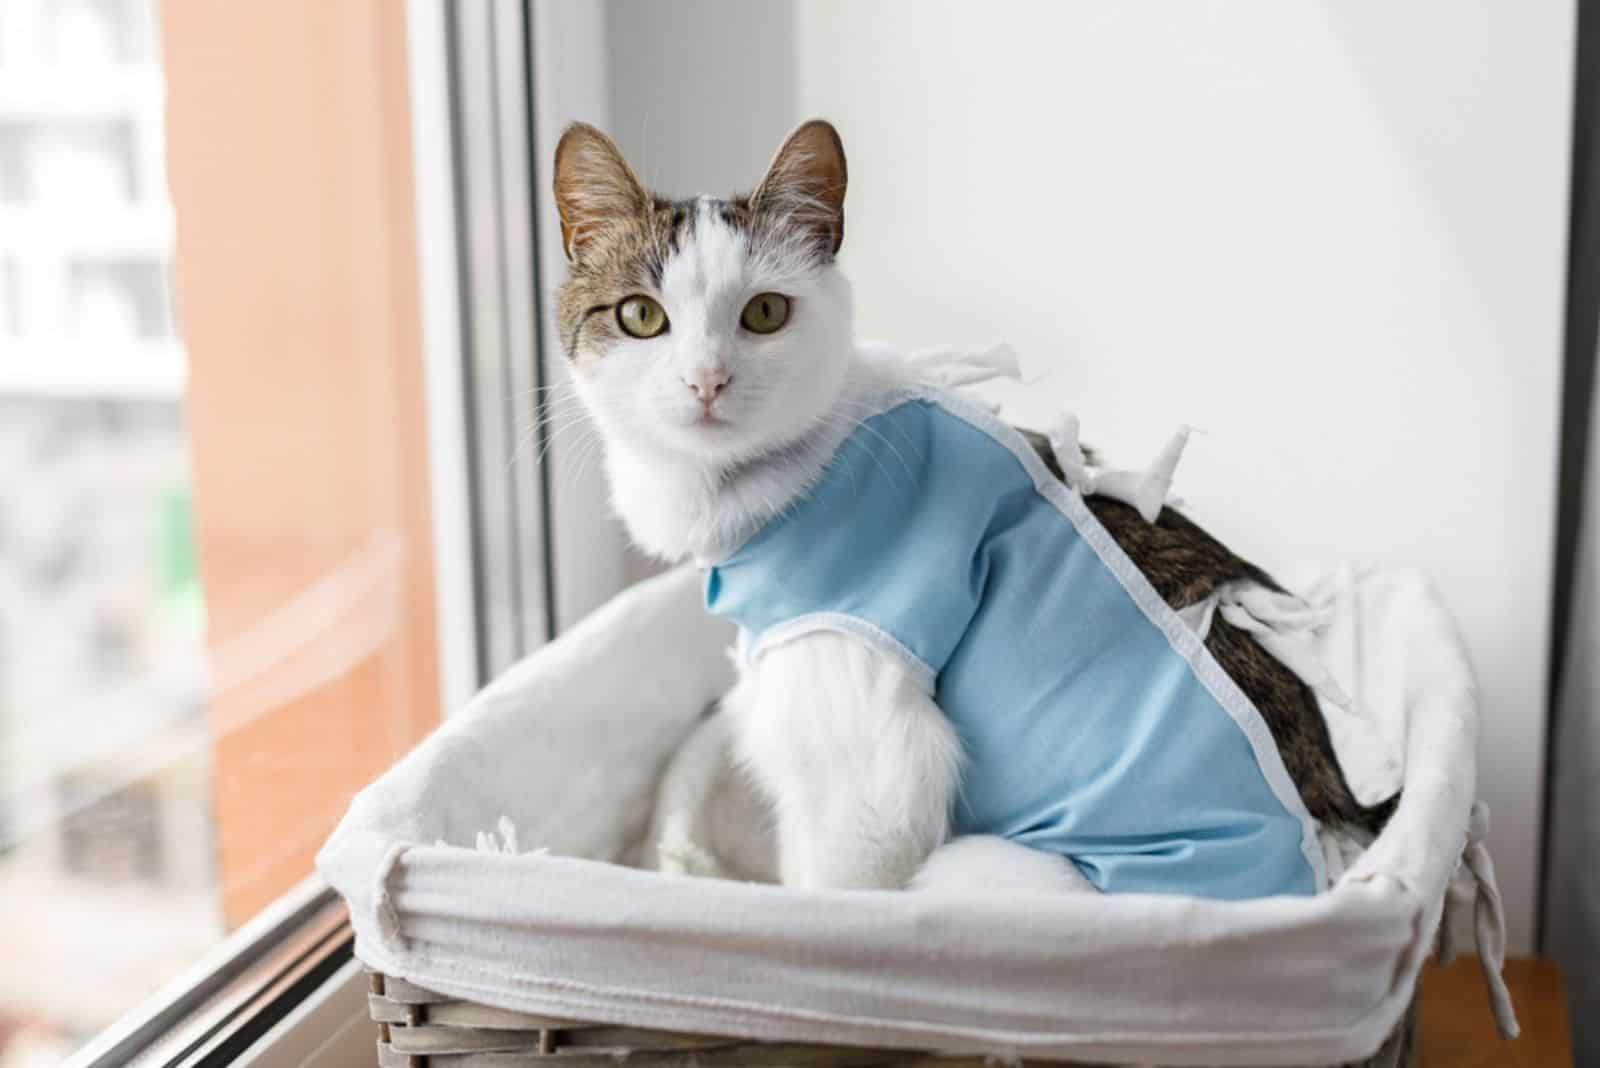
[740,292,790,335]
[617,295,668,338]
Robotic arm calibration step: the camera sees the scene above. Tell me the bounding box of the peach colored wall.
[160,1,440,925]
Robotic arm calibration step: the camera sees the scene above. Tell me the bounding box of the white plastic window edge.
[407,0,479,715]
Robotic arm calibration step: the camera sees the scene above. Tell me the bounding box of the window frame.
[446,0,554,681]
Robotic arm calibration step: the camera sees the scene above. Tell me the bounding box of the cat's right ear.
[553,123,648,260]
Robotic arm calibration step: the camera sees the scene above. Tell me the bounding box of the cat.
[552,118,1392,894]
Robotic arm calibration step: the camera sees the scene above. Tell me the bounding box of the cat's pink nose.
[683,367,732,403]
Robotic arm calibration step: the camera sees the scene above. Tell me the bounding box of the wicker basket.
[332,568,1472,1068]
[366,971,1417,1068]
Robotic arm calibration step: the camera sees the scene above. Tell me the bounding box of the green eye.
[740,292,790,334]
[617,295,668,338]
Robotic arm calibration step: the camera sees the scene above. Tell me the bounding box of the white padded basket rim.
[318,565,1478,1067]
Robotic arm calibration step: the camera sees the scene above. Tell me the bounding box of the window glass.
[3,3,450,1061]
[0,0,216,1062]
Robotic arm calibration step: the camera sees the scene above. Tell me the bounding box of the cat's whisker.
[528,415,600,469]
[565,435,606,496]
[518,396,590,429]
[509,408,601,473]
[514,405,590,446]
[813,401,916,492]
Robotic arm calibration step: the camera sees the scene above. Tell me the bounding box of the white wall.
[606,0,795,199]
[600,0,1573,952]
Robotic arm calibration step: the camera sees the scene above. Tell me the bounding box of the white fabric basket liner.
[319,564,1484,1066]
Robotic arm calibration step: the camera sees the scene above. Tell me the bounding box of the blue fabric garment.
[704,392,1323,899]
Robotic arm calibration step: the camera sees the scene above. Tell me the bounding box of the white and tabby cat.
[552,120,1389,894]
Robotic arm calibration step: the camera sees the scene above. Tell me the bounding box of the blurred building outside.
[0,2,220,1066]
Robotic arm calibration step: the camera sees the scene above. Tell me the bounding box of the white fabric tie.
[1437,801,1520,1040]
[901,343,1188,523]
[1047,412,1190,523]
[1184,583,1353,707]
[1178,580,1404,807]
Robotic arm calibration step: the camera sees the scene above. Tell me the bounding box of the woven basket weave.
[366,971,1416,1068]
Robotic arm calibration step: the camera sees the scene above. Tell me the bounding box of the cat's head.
[553,120,854,467]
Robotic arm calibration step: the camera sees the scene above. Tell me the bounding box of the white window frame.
[408,0,479,716]
[415,0,629,700]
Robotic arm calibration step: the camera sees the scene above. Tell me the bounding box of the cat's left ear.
[750,119,847,256]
